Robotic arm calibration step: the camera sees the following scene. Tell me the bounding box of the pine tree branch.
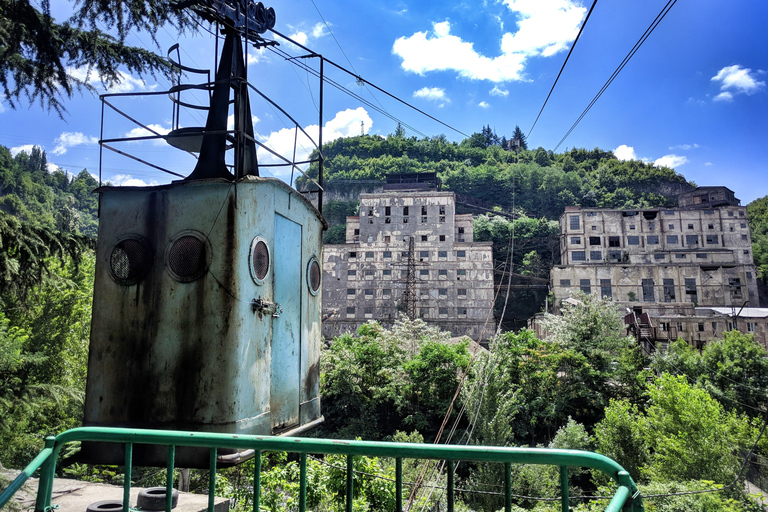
[0,0,193,115]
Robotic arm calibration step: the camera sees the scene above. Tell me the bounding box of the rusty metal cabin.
[81,1,326,466]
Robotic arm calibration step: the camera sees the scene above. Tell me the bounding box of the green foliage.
[512,125,527,151]
[0,254,93,467]
[543,292,630,356]
[652,332,768,418]
[644,374,741,483]
[0,145,99,237]
[473,213,559,266]
[637,480,761,512]
[463,329,608,447]
[303,134,690,222]
[318,319,470,442]
[747,195,768,281]
[322,224,347,244]
[698,331,768,417]
[594,400,649,482]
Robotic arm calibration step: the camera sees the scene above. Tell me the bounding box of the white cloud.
[276,23,327,50]
[713,91,733,102]
[67,67,156,93]
[500,0,586,57]
[654,154,688,168]
[290,31,308,45]
[46,162,60,173]
[393,0,585,82]
[247,49,267,66]
[125,124,171,139]
[110,174,159,187]
[257,107,372,178]
[311,22,327,39]
[413,87,448,102]
[711,65,765,99]
[668,143,699,150]
[393,21,527,82]
[613,144,638,161]
[10,144,37,157]
[615,144,687,169]
[53,132,98,155]
[478,101,490,108]
[227,115,260,130]
[490,86,509,97]
[0,103,5,113]
[705,162,713,166]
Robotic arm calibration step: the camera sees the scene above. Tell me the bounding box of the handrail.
[1,427,644,512]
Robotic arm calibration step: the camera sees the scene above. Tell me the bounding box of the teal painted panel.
[271,214,302,429]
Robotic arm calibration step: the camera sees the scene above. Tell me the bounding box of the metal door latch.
[251,298,283,317]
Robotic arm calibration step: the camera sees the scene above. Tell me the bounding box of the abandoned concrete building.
[322,187,494,340]
[550,186,761,350]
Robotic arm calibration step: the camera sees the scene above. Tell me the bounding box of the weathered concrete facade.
[323,191,494,339]
[551,187,759,311]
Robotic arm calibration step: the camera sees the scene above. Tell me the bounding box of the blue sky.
[3,0,768,204]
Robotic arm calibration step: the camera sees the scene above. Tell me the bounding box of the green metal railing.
[0,427,643,512]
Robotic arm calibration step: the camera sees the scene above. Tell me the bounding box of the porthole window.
[165,230,209,282]
[249,236,270,284]
[307,257,321,295]
[109,235,153,285]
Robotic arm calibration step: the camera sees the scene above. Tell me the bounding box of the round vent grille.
[166,232,208,282]
[109,237,152,285]
[308,257,321,295]
[249,237,270,284]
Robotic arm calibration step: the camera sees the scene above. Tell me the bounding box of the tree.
[1,0,193,115]
[318,319,470,442]
[699,331,768,417]
[481,125,499,147]
[511,125,528,151]
[652,332,768,418]
[594,399,649,482]
[642,374,742,484]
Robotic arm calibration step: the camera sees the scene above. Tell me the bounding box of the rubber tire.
[136,487,179,510]
[86,500,124,512]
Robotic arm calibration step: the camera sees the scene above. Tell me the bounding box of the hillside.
[300,131,694,220]
[0,145,99,237]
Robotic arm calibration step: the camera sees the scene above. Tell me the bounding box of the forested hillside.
[0,145,99,237]
[301,129,693,221]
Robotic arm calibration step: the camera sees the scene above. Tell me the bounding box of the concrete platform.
[2,469,229,512]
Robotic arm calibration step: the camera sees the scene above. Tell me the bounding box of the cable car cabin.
[81,177,325,466]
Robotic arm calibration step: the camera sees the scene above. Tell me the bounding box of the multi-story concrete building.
[322,189,494,339]
[551,187,759,312]
[548,186,762,352]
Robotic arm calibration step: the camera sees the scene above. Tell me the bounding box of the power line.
[527,0,598,140]
[306,0,391,119]
[269,28,469,138]
[553,0,679,152]
[266,44,430,138]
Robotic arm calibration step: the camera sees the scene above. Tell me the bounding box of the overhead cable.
[269,28,470,138]
[307,0,392,121]
[527,0,598,139]
[267,44,430,138]
[553,0,679,151]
